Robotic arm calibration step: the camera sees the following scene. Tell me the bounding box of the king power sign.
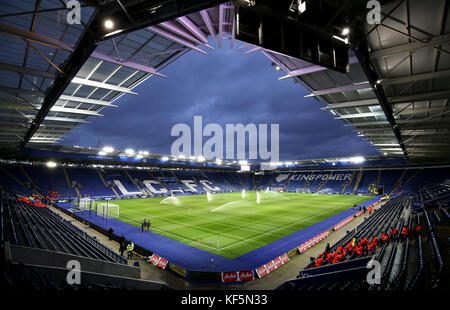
[291,173,353,182]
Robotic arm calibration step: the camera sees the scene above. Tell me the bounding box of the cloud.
[62,40,379,160]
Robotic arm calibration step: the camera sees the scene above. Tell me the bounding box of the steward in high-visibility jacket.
[127,242,134,251]
[127,241,134,258]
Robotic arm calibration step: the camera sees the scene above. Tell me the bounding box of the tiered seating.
[3,194,126,264]
[0,165,30,196]
[378,169,405,194]
[306,196,408,269]
[23,166,77,199]
[204,172,239,191]
[101,169,141,195]
[279,189,449,291]
[67,168,115,198]
[355,170,378,194]
[255,174,275,191]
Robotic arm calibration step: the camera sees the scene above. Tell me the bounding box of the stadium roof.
[0,0,449,163]
[270,0,450,162]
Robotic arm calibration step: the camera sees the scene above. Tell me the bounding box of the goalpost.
[96,201,120,218]
[79,197,94,211]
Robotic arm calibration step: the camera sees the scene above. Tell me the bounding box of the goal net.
[96,202,120,218]
[79,198,94,211]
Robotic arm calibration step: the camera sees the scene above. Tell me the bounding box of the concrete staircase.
[390,169,408,195]
[316,171,332,193]
[352,169,363,194]
[0,166,30,191]
[341,171,355,194]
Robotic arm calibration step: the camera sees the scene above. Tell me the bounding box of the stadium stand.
[1,191,172,291]
[277,180,450,291]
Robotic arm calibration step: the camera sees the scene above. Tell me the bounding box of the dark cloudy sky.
[61,40,380,161]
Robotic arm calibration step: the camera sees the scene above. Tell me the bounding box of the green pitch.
[106,192,371,259]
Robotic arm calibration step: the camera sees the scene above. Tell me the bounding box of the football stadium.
[0,0,449,299]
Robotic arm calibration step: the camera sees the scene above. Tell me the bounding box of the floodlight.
[341,28,350,36]
[197,156,205,162]
[103,146,114,153]
[98,151,107,156]
[46,161,57,168]
[161,156,169,161]
[349,156,365,163]
[125,149,134,155]
[104,19,114,29]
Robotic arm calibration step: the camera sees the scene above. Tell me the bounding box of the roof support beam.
[380,69,450,86]
[354,40,407,158]
[90,52,166,77]
[42,116,90,123]
[336,111,386,119]
[147,26,207,54]
[200,9,216,41]
[159,21,203,44]
[70,77,138,94]
[388,90,450,104]
[0,86,44,97]
[48,106,103,116]
[176,16,208,44]
[0,62,56,79]
[279,56,358,80]
[305,82,371,97]
[0,22,166,77]
[0,21,73,51]
[371,33,450,58]
[344,120,390,127]
[58,95,117,107]
[321,99,380,110]
[18,17,98,148]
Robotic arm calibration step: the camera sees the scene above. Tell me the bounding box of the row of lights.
[97,146,150,158]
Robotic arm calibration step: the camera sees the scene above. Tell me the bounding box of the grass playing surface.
[106,192,371,259]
